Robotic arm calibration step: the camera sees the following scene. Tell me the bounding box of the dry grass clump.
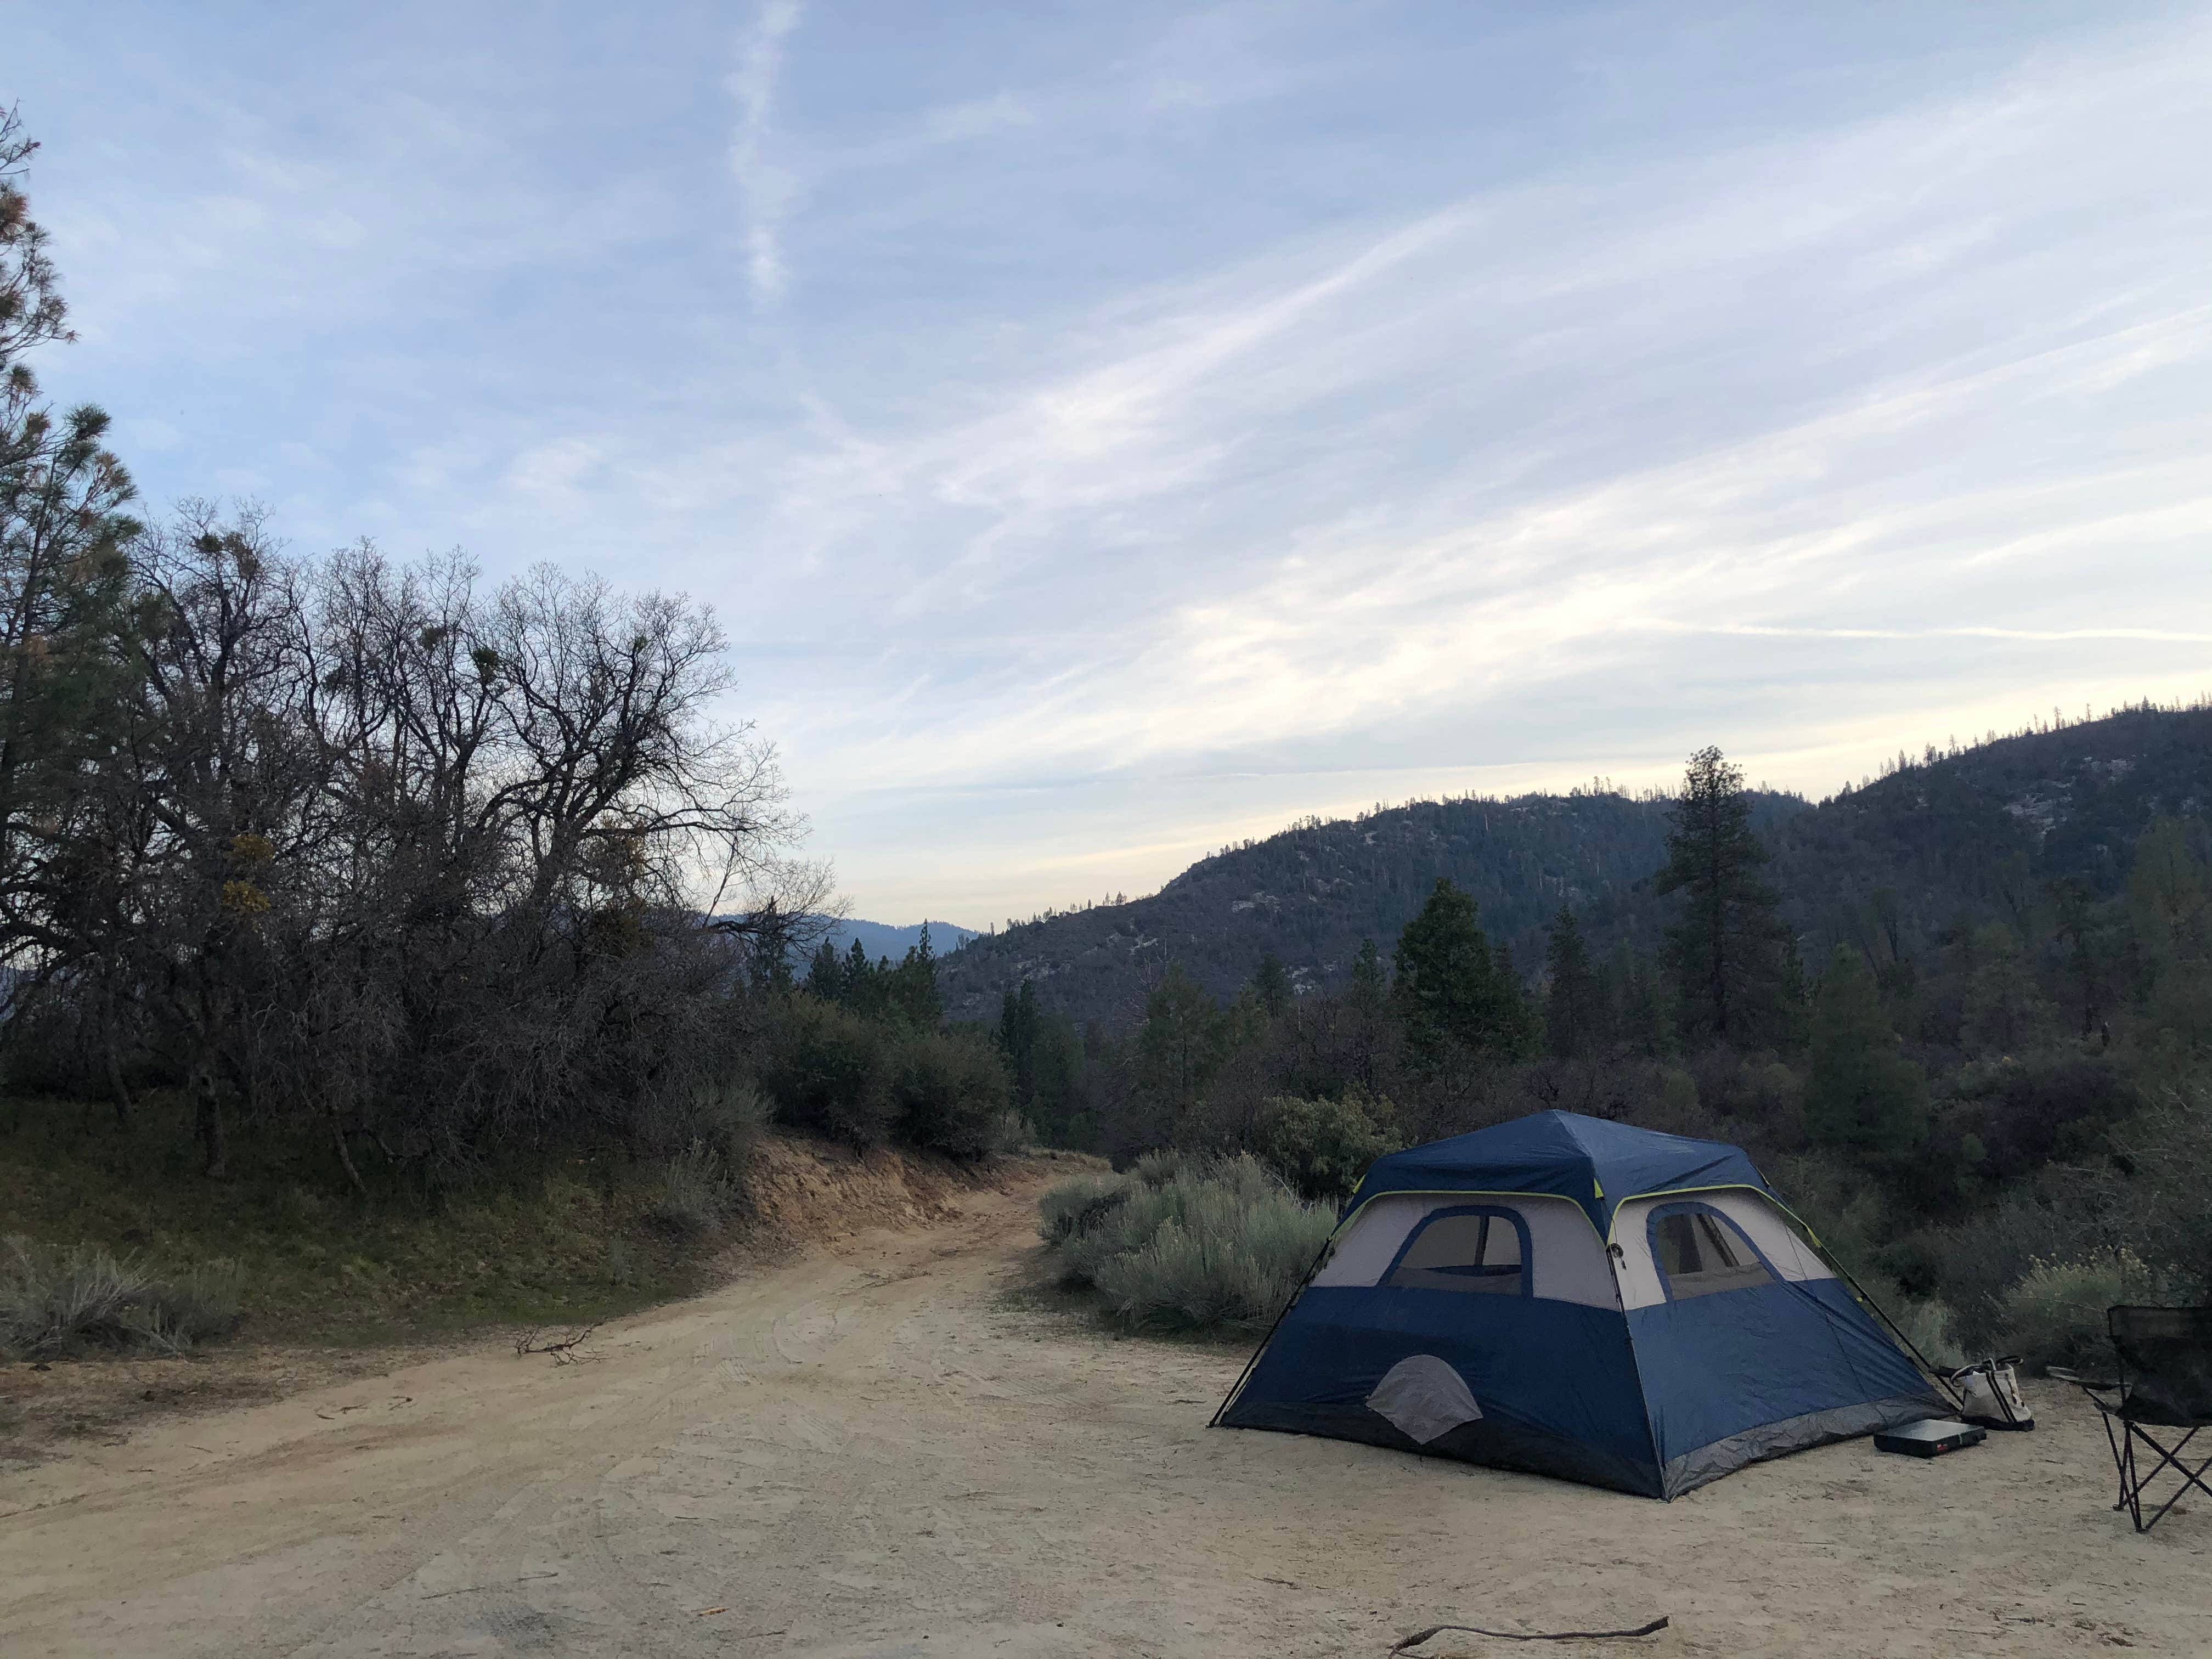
[639,1081,769,1239]
[1,1235,243,1359]
[1039,1154,1333,1336]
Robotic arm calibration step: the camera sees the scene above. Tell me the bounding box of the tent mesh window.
[1652,1207,1774,1301]
[1386,1208,1525,1295]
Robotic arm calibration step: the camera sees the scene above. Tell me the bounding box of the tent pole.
[1209,1237,1335,1429]
[1821,1252,1964,1411]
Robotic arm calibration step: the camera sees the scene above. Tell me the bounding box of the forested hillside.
[1770,703,2211,968]
[938,790,1805,1025]
[941,704,2211,1030]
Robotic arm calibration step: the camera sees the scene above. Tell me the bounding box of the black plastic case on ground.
[1874,1418,1988,1457]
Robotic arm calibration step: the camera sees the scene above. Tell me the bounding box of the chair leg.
[2096,1410,2128,1513]
[2120,1424,2212,1534]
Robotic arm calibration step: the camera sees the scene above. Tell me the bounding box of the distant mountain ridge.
[823,918,979,964]
[937,791,1805,1026]
[936,703,2212,1029]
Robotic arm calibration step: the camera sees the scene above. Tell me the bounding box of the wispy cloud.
[727,0,804,305]
[16,3,2212,922]
[922,92,1036,144]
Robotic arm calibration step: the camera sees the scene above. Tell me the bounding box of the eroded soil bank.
[2,1159,2205,1658]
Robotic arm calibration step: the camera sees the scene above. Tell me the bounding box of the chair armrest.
[2046,1366,2122,1392]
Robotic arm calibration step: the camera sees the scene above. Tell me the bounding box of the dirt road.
[3,1172,2205,1658]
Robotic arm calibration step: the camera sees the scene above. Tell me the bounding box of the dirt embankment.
[4,1146,2207,1658]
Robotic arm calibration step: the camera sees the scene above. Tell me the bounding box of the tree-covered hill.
[1770,703,2212,968]
[939,703,2212,1029]
[937,788,1805,1026]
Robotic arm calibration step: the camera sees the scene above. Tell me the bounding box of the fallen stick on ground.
[1393,1616,1669,1649]
[514,1324,600,1364]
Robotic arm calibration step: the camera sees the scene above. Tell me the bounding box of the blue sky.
[12,3,2212,927]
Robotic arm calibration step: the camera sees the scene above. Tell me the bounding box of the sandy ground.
[2,1170,2207,1659]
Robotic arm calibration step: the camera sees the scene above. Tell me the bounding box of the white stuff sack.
[1951,1357,2034,1430]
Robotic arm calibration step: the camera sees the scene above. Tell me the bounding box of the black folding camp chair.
[2053,1306,2212,1533]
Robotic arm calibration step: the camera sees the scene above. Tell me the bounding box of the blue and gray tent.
[1215,1110,1946,1497]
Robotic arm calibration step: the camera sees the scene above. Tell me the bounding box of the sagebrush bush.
[1912,1184,2120,1350]
[1040,1154,1334,1335]
[1037,1175,1130,1245]
[1891,1295,1965,1369]
[0,1236,244,1358]
[1997,1248,2172,1370]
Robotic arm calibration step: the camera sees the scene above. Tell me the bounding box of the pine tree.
[1959,924,2051,1058]
[840,938,883,1018]
[1391,878,1532,1065]
[1605,945,1674,1059]
[998,979,1041,1109]
[1347,938,1387,1017]
[1136,964,1229,1109]
[1543,906,1601,1059]
[1250,951,1292,1019]
[1655,747,1788,1046]
[1805,947,1928,1165]
[888,923,941,1028]
[0,111,143,979]
[803,938,844,1002]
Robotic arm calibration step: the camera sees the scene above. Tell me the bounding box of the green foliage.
[998,986,1100,1149]
[761,996,894,1147]
[763,992,1018,1160]
[1250,1088,1402,1200]
[1391,878,1533,1066]
[891,1026,1018,1160]
[891,924,944,1028]
[1609,945,1675,1059]
[2127,819,2212,1068]
[2105,1084,2212,1292]
[1805,947,1928,1165]
[2129,815,2212,965]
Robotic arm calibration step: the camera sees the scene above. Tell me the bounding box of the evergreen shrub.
[1250,1088,1401,1201]
[761,998,894,1147]
[892,1029,1019,1159]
